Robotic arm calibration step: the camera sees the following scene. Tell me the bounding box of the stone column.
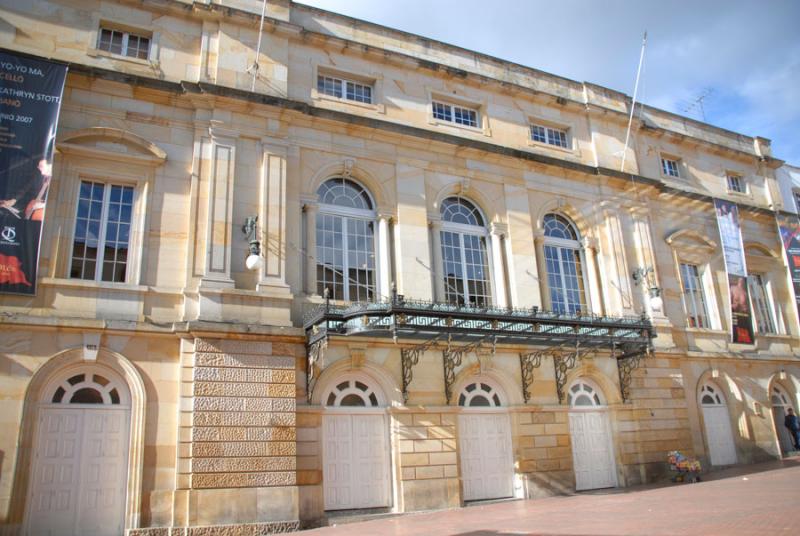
[376,213,392,300]
[489,223,508,308]
[430,218,445,302]
[303,201,319,296]
[581,236,604,316]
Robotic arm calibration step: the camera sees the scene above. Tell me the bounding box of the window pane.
[748,274,775,334]
[680,263,709,328]
[432,101,452,122]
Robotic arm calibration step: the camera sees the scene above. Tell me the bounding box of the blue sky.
[298,0,800,164]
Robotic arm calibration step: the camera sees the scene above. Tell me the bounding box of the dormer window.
[317,74,373,104]
[661,157,680,178]
[432,101,479,128]
[530,124,568,149]
[726,174,745,194]
[97,27,150,60]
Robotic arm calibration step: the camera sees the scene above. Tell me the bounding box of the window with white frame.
[317,74,373,104]
[661,157,681,178]
[439,197,492,307]
[432,101,479,128]
[97,27,150,60]
[726,174,745,193]
[315,178,376,301]
[543,214,588,315]
[530,124,569,148]
[747,273,776,334]
[679,263,709,328]
[70,180,134,283]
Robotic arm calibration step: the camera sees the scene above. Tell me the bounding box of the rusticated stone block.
[193,411,295,427]
[183,521,300,535]
[194,353,294,369]
[194,367,274,383]
[191,456,296,473]
[193,397,294,413]
[194,382,268,397]
[192,471,296,488]
[192,441,296,457]
[195,339,273,355]
[265,384,295,398]
[192,426,296,442]
[271,342,303,357]
[270,370,295,384]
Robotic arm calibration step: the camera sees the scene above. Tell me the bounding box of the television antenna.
[682,88,714,121]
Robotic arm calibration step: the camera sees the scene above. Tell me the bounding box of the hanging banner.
[776,213,800,323]
[0,51,67,295]
[714,199,754,344]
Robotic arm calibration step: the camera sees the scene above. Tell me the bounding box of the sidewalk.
[301,457,800,535]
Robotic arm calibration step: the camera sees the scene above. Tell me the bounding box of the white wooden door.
[323,414,390,510]
[702,405,737,465]
[458,413,514,501]
[27,408,129,536]
[569,411,618,491]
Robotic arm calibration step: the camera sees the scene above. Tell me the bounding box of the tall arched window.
[316,178,376,301]
[440,197,492,307]
[543,213,587,314]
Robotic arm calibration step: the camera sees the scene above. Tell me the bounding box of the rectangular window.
[317,74,373,104]
[727,174,744,193]
[661,157,680,178]
[680,263,709,328]
[432,101,478,128]
[97,28,150,60]
[530,124,568,148]
[71,181,134,283]
[748,274,776,334]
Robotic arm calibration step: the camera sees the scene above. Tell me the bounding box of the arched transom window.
[568,380,604,407]
[48,371,126,405]
[325,378,381,407]
[771,385,793,408]
[458,382,502,407]
[699,383,726,406]
[316,178,376,301]
[543,213,587,315]
[440,196,492,307]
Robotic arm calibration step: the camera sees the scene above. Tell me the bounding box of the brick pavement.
[301,458,800,535]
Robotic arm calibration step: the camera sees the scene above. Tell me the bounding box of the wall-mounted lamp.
[632,266,663,311]
[779,369,787,381]
[242,216,263,271]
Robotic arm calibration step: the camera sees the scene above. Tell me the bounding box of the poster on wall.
[776,213,800,323]
[0,50,67,295]
[714,199,754,344]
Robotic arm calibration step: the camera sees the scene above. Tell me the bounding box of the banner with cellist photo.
[714,198,754,344]
[0,50,67,295]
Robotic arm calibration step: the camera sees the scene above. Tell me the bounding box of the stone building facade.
[0,0,798,534]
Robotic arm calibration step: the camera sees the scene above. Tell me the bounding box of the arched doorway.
[699,382,737,466]
[457,381,514,501]
[25,365,131,536]
[567,379,618,491]
[771,384,796,455]
[321,375,391,511]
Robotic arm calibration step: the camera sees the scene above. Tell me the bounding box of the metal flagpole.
[620,32,647,173]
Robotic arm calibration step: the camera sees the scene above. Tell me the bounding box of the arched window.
[699,383,725,406]
[440,196,492,307]
[543,213,587,315]
[771,385,793,408]
[568,380,604,407]
[316,178,376,301]
[325,378,381,407]
[47,370,126,405]
[458,382,502,407]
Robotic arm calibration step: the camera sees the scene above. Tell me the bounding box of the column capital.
[429,217,444,230]
[377,212,395,223]
[581,236,599,252]
[302,198,319,213]
[489,222,509,238]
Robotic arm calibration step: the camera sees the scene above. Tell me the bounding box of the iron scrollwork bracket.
[519,350,546,404]
[617,345,651,403]
[306,338,328,404]
[442,336,489,405]
[400,338,439,404]
[553,344,601,404]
